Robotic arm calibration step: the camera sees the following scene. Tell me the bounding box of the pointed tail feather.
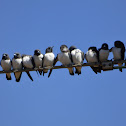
[26,72,33,81]
[91,67,97,74]
[75,67,82,75]
[118,63,122,72]
[14,72,22,82]
[68,68,74,75]
[6,73,12,80]
[97,66,101,73]
[48,69,52,78]
[38,70,42,75]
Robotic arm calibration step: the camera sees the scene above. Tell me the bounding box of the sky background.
[0,0,126,126]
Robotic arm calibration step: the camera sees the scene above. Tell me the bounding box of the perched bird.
[22,55,34,81]
[33,49,43,75]
[99,43,109,62]
[43,47,55,76]
[69,46,84,75]
[12,53,23,82]
[85,46,101,74]
[110,40,125,72]
[1,53,12,80]
[48,45,74,78]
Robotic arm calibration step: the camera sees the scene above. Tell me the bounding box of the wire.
[0,60,126,74]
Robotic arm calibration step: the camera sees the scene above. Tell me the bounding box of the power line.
[0,60,126,74]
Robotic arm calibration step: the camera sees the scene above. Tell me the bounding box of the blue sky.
[0,0,126,126]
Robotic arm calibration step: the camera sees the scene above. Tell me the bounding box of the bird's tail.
[43,69,48,76]
[91,67,97,74]
[118,63,122,72]
[38,70,43,75]
[6,73,12,80]
[75,66,82,75]
[68,68,74,75]
[14,72,22,82]
[90,66,101,74]
[26,72,33,81]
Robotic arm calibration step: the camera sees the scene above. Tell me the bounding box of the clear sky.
[0,0,126,126]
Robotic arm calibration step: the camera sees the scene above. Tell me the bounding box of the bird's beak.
[52,46,54,48]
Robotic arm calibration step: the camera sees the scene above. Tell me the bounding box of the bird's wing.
[31,57,35,68]
[109,47,113,52]
[96,50,99,62]
[68,52,73,63]
[48,55,58,78]
[22,57,34,81]
[41,55,44,67]
[81,52,84,61]
[121,50,125,60]
[121,45,125,60]
[98,48,101,51]
[84,54,88,62]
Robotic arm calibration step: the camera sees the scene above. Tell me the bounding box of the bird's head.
[69,46,77,52]
[88,46,97,52]
[34,49,41,56]
[2,53,10,60]
[101,43,109,50]
[45,46,54,53]
[14,53,21,59]
[60,45,69,52]
[114,40,125,49]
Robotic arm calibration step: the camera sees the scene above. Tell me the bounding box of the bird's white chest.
[99,49,109,62]
[23,56,33,68]
[1,59,11,70]
[86,50,98,62]
[12,58,22,70]
[58,52,72,65]
[43,53,55,66]
[112,47,121,60]
[33,54,43,68]
[71,49,83,63]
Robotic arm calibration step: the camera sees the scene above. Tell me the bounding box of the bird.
[48,45,74,78]
[1,53,12,80]
[33,49,43,75]
[99,43,109,62]
[69,46,84,75]
[110,40,125,72]
[42,46,55,76]
[12,53,23,82]
[22,54,34,81]
[85,46,101,74]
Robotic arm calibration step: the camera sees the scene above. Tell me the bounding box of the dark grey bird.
[110,40,125,72]
[99,43,109,62]
[12,53,23,82]
[85,46,101,74]
[22,54,34,81]
[33,49,43,75]
[43,47,55,76]
[1,53,12,80]
[69,46,84,75]
[48,45,74,78]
